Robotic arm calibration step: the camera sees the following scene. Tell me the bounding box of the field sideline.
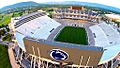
[55,26,88,45]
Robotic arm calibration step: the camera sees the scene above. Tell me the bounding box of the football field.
[55,26,88,45]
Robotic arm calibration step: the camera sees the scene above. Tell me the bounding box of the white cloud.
[0,0,120,9]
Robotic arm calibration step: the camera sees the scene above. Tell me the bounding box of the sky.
[0,0,120,9]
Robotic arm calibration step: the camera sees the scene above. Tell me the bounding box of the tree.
[12,12,15,17]
[2,33,12,41]
[0,29,6,36]
[48,12,53,18]
[19,12,23,16]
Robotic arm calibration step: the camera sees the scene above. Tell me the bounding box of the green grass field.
[55,26,88,45]
[0,45,11,68]
[0,15,12,26]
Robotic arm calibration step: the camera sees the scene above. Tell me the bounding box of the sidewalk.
[8,47,20,68]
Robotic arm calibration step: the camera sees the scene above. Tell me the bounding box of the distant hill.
[0,1,45,14]
[0,1,120,14]
[0,1,40,10]
[45,1,120,13]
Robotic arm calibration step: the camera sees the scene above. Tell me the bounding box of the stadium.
[9,7,120,68]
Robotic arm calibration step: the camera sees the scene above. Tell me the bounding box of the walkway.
[47,25,65,41]
[8,47,20,68]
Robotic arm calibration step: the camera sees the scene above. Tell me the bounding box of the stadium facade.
[53,6,100,23]
[9,9,120,68]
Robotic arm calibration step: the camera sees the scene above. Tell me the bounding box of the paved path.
[84,24,95,45]
[8,47,20,68]
[0,41,19,68]
[0,41,14,46]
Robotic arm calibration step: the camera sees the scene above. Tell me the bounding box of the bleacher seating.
[90,22,120,47]
[15,12,46,28]
[98,23,120,45]
[16,14,61,40]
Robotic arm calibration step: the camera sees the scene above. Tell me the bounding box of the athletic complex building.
[9,10,120,68]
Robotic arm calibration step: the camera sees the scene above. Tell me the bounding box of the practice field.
[0,45,11,68]
[55,26,88,45]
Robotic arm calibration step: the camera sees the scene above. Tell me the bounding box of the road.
[0,40,14,46]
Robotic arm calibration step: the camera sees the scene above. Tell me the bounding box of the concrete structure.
[53,6,101,23]
[9,11,120,68]
[24,37,103,67]
[105,14,120,22]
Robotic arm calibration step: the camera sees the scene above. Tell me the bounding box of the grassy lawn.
[55,26,88,45]
[0,45,11,68]
[0,15,12,26]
